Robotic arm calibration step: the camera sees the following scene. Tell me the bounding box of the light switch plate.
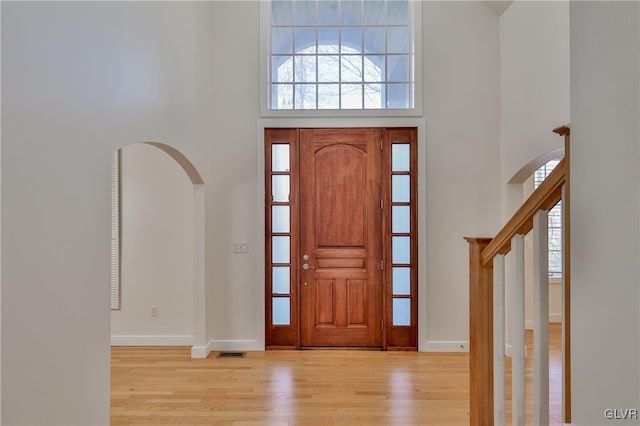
[232,241,249,253]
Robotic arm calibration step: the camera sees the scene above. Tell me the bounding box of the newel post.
[465,237,494,426]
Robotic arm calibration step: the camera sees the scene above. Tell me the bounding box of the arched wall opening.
[110,142,206,357]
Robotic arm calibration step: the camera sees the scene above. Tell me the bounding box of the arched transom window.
[268,0,416,111]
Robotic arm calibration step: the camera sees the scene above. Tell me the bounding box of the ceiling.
[483,1,513,16]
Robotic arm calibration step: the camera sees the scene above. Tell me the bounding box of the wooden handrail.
[481,158,566,267]
[553,125,570,136]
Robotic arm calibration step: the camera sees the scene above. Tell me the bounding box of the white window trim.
[259,0,423,118]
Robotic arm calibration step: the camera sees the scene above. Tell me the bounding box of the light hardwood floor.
[111,324,562,425]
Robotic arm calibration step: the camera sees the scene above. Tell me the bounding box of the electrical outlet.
[232,241,249,253]
[151,305,158,317]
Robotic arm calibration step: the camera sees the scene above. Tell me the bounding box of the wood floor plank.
[112,324,562,425]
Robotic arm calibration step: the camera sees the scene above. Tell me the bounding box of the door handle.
[302,263,315,270]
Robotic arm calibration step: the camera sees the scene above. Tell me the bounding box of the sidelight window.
[265,130,301,348]
[389,138,413,327]
[269,144,293,326]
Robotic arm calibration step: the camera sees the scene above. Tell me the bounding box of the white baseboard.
[210,339,263,352]
[423,340,469,352]
[191,339,263,359]
[191,341,214,359]
[525,314,562,329]
[111,334,193,346]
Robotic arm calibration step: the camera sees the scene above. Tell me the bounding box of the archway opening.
[110,142,205,356]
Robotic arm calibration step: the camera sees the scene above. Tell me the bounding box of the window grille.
[534,159,562,277]
[268,0,417,111]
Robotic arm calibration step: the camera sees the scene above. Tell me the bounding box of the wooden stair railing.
[466,126,570,426]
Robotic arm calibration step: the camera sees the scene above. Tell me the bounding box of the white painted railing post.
[493,254,506,425]
[533,210,550,425]
[511,234,525,426]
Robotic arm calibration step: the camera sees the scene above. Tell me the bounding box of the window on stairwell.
[534,159,562,278]
[262,0,421,114]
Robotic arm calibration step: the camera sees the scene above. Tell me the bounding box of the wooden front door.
[299,129,382,347]
[265,127,418,350]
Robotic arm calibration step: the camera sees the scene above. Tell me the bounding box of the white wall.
[0,3,3,417]
[1,1,504,422]
[111,143,194,345]
[206,1,503,352]
[570,2,640,423]
[207,1,262,349]
[498,0,570,353]
[500,1,569,218]
[1,2,213,424]
[422,1,501,348]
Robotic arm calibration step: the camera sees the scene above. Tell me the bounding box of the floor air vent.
[217,352,246,358]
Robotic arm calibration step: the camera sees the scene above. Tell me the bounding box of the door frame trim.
[257,118,428,351]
